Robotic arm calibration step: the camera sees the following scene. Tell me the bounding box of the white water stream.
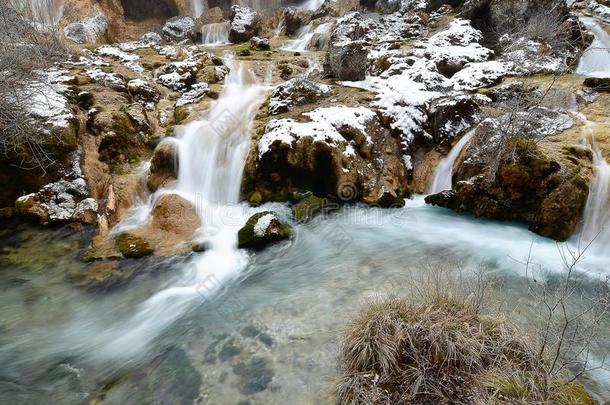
[281,22,330,52]
[201,22,230,46]
[579,141,610,250]
[191,0,204,18]
[428,131,475,194]
[577,17,610,77]
[94,59,269,360]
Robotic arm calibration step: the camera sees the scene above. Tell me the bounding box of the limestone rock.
[147,140,179,192]
[428,95,480,144]
[72,198,99,224]
[323,13,370,81]
[425,120,590,241]
[162,16,197,42]
[151,193,201,239]
[229,5,260,43]
[268,78,332,115]
[64,14,108,44]
[243,105,409,205]
[115,232,153,258]
[250,36,271,50]
[127,79,160,103]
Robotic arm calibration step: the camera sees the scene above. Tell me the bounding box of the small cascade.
[274,17,285,37]
[102,59,267,358]
[282,22,330,52]
[300,0,325,11]
[579,141,610,249]
[428,131,475,194]
[29,0,63,28]
[577,17,610,77]
[201,22,230,46]
[191,0,204,18]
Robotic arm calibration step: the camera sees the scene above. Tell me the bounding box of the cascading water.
[191,0,204,18]
[92,59,268,360]
[579,141,610,250]
[201,22,231,46]
[281,22,330,52]
[428,131,475,194]
[577,17,610,77]
[299,0,325,11]
[29,0,63,28]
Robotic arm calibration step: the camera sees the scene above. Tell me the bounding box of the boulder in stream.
[238,211,293,250]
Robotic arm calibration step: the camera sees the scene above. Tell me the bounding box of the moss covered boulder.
[115,232,153,258]
[292,194,333,223]
[425,120,591,241]
[238,211,293,250]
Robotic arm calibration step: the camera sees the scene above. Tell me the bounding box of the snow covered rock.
[229,5,260,43]
[589,1,610,22]
[163,16,197,42]
[428,95,481,144]
[250,36,271,50]
[269,78,332,115]
[243,105,409,206]
[14,152,92,225]
[140,32,163,45]
[323,13,372,80]
[127,79,160,103]
[64,14,108,44]
[72,198,99,224]
[156,51,216,92]
[237,211,293,250]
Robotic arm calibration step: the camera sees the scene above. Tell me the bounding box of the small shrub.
[337,292,596,404]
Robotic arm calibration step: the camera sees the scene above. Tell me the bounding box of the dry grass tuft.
[337,291,595,404]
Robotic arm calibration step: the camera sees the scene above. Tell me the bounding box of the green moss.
[292,194,326,222]
[115,233,153,258]
[237,211,293,250]
[248,191,263,206]
[111,112,136,136]
[174,105,190,124]
[550,381,595,405]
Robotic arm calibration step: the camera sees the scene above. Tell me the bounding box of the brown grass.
[336,290,595,404]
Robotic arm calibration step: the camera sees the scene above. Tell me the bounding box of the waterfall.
[28,0,63,28]
[281,22,330,52]
[98,59,267,360]
[428,131,475,194]
[192,0,204,18]
[579,141,610,249]
[300,0,325,11]
[576,17,610,77]
[201,22,230,46]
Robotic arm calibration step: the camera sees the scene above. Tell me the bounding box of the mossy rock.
[292,194,327,222]
[174,105,190,124]
[248,191,263,206]
[115,232,153,258]
[237,211,293,250]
